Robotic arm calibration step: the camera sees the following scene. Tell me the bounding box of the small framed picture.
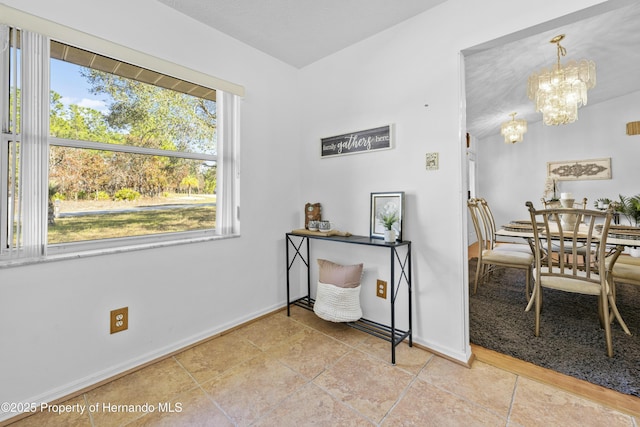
[370,191,404,240]
[426,152,439,170]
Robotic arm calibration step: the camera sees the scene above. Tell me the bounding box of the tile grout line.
[309,379,379,426]
[506,374,521,426]
[287,308,436,425]
[82,393,95,427]
[247,376,314,426]
[197,383,237,427]
[378,369,424,426]
[172,354,240,425]
[172,353,253,426]
[415,357,514,423]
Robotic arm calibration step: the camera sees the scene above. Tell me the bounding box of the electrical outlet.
[110,307,128,334]
[376,280,387,299]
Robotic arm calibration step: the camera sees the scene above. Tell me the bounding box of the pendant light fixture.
[500,112,527,144]
[527,34,596,125]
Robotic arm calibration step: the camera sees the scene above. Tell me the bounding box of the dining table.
[495,220,640,319]
[496,221,640,249]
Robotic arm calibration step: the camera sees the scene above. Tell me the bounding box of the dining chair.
[610,254,640,286]
[477,198,534,255]
[526,201,627,357]
[604,251,640,335]
[468,199,534,297]
[541,197,588,210]
[541,197,590,266]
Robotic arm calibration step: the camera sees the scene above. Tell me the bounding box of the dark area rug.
[469,258,640,397]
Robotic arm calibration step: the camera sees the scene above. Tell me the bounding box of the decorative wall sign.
[321,125,392,158]
[370,191,404,241]
[547,158,611,181]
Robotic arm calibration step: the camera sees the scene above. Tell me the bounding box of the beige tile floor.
[7,306,639,426]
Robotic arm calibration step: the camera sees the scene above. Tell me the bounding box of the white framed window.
[0,15,242,264]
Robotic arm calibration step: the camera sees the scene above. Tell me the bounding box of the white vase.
[560,198,577,230]
[384,229,396,243]
[560,198,575,209]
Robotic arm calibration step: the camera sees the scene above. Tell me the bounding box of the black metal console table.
[285,232,412,364]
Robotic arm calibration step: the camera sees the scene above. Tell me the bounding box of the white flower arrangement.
[543,178,558,201]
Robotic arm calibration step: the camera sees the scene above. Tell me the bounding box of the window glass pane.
[4,27,20,134]
[48,146,216,244]
[50,56,217,155]
[3,141,19,249]
[44,39,221,247]
[1,27,231,260]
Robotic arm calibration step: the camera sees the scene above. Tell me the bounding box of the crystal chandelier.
[500,112,527,144]
[527,34,596,126]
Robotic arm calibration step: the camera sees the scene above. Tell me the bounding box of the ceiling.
[157,0,640,140]
[463,1,640,140]
[157,0,446,68]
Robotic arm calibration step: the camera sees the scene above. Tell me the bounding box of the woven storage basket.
[313,281,362,322]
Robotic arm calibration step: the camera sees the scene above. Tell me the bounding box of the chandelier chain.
[555,41,566,67]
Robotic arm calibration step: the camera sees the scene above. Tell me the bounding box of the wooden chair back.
[468,198,489,253]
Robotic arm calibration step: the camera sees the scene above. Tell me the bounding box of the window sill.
[0,233,240,269]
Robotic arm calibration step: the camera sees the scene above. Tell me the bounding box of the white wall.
[0,0,610,420]
[297,0,608,360]
[478,90,640,229]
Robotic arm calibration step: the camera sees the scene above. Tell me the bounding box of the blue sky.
[50,58,109,113]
